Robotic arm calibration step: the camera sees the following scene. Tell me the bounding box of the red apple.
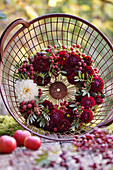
[0,135,17,154]
[13,130,31,146]
[24,136,41,150]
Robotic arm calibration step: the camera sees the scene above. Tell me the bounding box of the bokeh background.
[0,0,113,43]
[0,0,113,115]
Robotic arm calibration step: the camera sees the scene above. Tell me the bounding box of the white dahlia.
[15,79,38,102]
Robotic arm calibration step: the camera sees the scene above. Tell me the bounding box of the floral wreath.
[14,44,105,133]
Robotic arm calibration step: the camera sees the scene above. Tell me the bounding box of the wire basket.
[0,13,113,141]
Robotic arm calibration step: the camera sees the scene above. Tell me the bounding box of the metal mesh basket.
[0,13,113,141]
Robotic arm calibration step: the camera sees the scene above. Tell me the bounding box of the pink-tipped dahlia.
[83,56,93,66]
[80,109,93,123]
[42,100,54,112]
[94,95,103,105]
[91,77,104,92]
[57,119,71,132]
[50,109,63,124]
[33,55,49,72]
[81,95,96,109]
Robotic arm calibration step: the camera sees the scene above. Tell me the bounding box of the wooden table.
[0,138,113,170]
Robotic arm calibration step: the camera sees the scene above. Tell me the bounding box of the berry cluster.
[19,100,40,120]
[18,60,35,79]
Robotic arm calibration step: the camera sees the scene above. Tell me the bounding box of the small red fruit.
[13,130,31,146]
[24,136,41,150]
[0,135,17,153]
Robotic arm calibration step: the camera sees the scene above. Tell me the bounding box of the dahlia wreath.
[14,44,105,133]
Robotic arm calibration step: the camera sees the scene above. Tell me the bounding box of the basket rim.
[0,13,113,141]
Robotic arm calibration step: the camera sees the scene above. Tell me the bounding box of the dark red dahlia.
[44,120,56,132]
[94,95,103,105]
[58,51,69,66]
[69,54,81,67]
[64,108,75,123]
[33,55,49,72]
[80,109,93,123]
[83,66,94,76]
[67,72,76,84]
[57,119,71,132]
[81,95,96,109]
[42,100,54,112]
[62,65,73,76]
[50,109,63,124]
[91,77,104,92]
[75,95,82,102]
[83,56,93,66]
[35,75,50,86]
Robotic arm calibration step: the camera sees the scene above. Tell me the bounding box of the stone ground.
[0,139,113,170]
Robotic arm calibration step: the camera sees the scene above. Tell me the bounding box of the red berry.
[77,44,81,48]
[81,60,84,63]
[79,67,82,70]
[30,67,34,71]
[76,49,79,53]
[27,110,31,114]
[72,44,76,48]
[31,100,35,104]
[60,102,64,106]
[27,72,30,76]
[83,63,86,67]
[82,53,86,57]
[23,68,26,72]
[27,104,32,108]
[48,45,51,48]
[22,63,27,68]
[49,56,53,60]
[28,57,32,61]
[70,47,74,51]
[62,45,66,49]
[22,105,27,110]
[21,101,25,106]
[30,75,34,79]
[30,71,34,74]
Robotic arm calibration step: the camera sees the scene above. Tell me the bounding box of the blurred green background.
[0,0,113,44]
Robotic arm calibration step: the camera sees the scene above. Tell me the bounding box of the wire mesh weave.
[0,13,113,141]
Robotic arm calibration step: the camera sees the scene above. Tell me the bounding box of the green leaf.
[73,108,77,111]
[74,76,79,79]
[82,73,85,80]
[60,70,67,74]
[88,93,90,97]
[78,71,82,79]
[91,105,98,110]
[69,104,77,107]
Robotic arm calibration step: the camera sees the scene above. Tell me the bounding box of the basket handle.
[0,18,30,62]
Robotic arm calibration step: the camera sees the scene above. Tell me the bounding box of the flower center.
[49,82,67,99]
[23,88,30,94]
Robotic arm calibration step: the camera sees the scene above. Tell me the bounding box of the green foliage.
[0,115,24,136]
